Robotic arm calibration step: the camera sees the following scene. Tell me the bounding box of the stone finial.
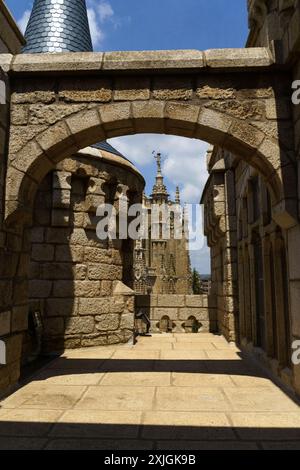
[151,152,169,202]
[175,186,181,205]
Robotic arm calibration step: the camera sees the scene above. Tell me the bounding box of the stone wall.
[0,66,23,394]
[0,2,25,54]
[247,0,300,63]
[0,146,144,395]
[201,151,238,342]
[4,48,298,233]
[0,67,8,229]
[135,294,217,333]
[23,151,143,359]
[246,0,300,401]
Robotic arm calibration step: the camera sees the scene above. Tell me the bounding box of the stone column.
[287,223,300,393]
[244,245,253,342]
[272,231,291,367]
[238,246,246,340]
[262,235,276,357]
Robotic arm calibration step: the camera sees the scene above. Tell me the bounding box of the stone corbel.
[51,170,71,226]
[85,176,106,213]
[115,183,130,219]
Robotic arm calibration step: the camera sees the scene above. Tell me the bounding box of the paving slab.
[155,386,231,412]
[0,384,86,410]
[160,350,208,360]
[142,411,234,440]
[0,332,299,450]
[173,342,217,350]
[0,409,63,436]
[224,387,299,412]
[172,372,235,387]
[100,371,171,386]
[229,375,274,388]
[74,385,155,411]
[230,412,300,439]
[32,370,104,386]
[50,410,142,438]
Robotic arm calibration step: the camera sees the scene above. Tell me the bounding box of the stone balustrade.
[136,294,217,333]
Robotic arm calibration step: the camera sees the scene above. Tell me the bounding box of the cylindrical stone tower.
[22,0,93,53]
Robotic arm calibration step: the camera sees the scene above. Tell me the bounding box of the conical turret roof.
[22,0,93,53]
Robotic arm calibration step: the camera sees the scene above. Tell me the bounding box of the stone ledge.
[103,50,204,71]
[204,47,274,68]
[11,52,104,73]
[7,48,274,75]
[0,54,13,73]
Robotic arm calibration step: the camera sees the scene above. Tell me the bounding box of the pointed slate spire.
[22,0,93,53]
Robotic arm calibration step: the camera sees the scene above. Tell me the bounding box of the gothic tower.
[134,153,192,295]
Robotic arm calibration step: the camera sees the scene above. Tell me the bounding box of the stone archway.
[4,48,298,229]
[5,102,296,228]
[1,48,299,396]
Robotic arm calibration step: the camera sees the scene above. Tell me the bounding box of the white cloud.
[190,245,211,274]
[87,8,105,48]
[87,0,125,48]
[108,134,162,167]
[97,1,114,23]
[108,134,211,272]
[17,9,31,34]
[110,134,209,204]
[162,141,209,203]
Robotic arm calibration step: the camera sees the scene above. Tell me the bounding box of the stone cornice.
[0,48,275,76]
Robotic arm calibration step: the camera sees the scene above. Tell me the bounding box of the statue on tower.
[155,152,162,172]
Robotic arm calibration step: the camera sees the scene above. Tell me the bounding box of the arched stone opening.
[1,97,298,394]
[5,102,294,227]
[158,315,173,333]
[183,316,201,333]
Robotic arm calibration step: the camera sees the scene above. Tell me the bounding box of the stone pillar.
[262,235,276,358]
[244,245,253,342]
[0,66,25,395]
[238,246,246,340]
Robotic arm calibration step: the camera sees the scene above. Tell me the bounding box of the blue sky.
[6,0,248,51]
[5,0,249,274]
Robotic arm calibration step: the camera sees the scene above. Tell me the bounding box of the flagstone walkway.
[0,333,300,450]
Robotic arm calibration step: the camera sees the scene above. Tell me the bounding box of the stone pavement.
[0,333,300,450]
